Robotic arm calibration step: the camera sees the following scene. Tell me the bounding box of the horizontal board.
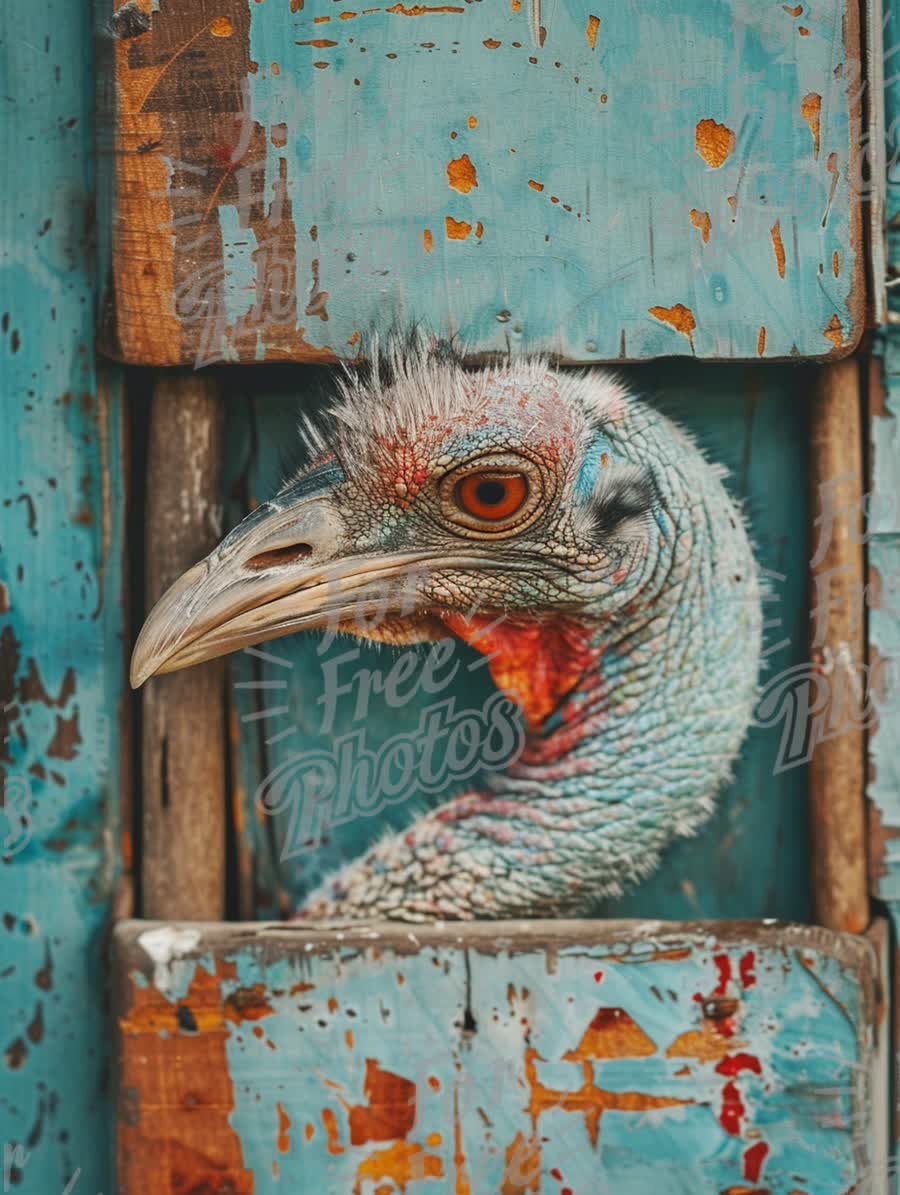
[102,0,865,364]
[114,919,879,1194]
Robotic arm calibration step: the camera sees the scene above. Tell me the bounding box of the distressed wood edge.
[865,917,892,1191]
[112,917,880,978]
[843,0,871,346]
[808,356,870,933]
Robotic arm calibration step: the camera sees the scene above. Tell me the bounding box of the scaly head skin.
[132,351,761,921]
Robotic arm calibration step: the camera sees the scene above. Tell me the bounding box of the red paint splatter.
[715,1053,761,1077]
[718,1081,745,1136]
[743,1141,769,1182]
[739,951,756,988]
[550,1168,562,1181]
[593,970,603,983]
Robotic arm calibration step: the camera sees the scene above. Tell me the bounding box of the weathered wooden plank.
[102,0,866,365]
[114,918,880,1194]
[142,372,228,920]
[0,2,127,1188]
[225,362,813,922]
[808,359,869,934]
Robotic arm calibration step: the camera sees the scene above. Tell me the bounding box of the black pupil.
[476,480,507,506]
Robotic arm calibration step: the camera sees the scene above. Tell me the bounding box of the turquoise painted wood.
[0,1,126,1190]
[114,920,880,1194]
[104,0,865,365]
[226,363,812,923]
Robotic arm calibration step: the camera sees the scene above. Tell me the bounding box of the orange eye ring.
[455,471,529,522]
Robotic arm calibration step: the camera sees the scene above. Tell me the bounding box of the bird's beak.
[130,470,432,689]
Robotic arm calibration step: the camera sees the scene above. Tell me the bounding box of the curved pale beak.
[130,474,432,689]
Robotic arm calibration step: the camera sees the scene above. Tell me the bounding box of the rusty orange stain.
[689,208,711,244]
[314,14,332,21]
[475,221,484,238]
[345,1029,354,1048]
[271,122,288,148]
[727,194,738,220]
[210,16,234,36]
[757,326,766,357]
[426,1132,443,1148]
[824,314,844,348]
[649,303,696,346]
[799,25,810,34]
[322,1107,345,1155]
[305,1122,315,1142]
[276,1103,291,1154]
[423,228,433,252]
[118,963,256,1194]
[327,996,339,1014]
[223,984,275,1024]
[355,1141,444,1189]
[447,153,478,193]
[453,1086,471,1194]
[386,2,465,12]
[501,1132,541,1194]
[291,0,304,9]
[348,1059,417,1145]
[339,9,358,16]
[467,115,478,129]
[563,1008,657,1061]
[524,1047,690,1148]
[511,0,521,8]
[428,1076,441,1092]
[297,37,338,45]
[770,220,786,278]
[800,92,821,158]
[783,3,803,13]
[694,118,736,168]
[586,14,600,49]
[528,179,544,192]
[832,250,839,277]
[446,216,472,240]
[483,38,502,48]
[313,60,330,68]
[666,1023,746,1064]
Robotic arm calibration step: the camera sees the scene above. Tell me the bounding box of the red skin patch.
[441,613,601,730]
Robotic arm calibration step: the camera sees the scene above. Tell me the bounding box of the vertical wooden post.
[141,372,227,920]
[808,357,869,935]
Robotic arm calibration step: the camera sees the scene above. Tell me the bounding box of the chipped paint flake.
[690,208,711,243]
[649,303,696,345]
[770,220,786,278]
[694,118,735,168]
[445,216,472,240]
[585,15,600,50]
[137,926,201,996]
[800,92,822,158]
[447,153,478,193]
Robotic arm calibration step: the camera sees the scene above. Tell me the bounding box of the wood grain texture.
[114,918,880,1194]
[101,0,867,365]
[0,2,127,1188]
[142,373,228,919]
[807,358,869,934]
[225,362,813,923]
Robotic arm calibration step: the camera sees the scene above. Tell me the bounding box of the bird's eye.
[455,471,529,522]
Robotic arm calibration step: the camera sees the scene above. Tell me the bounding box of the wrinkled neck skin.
[301,412,762,922]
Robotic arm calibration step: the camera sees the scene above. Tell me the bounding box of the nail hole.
[245,544,313,570]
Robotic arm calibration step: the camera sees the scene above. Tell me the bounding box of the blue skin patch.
[574,434,614,501]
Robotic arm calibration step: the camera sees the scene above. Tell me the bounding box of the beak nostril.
[245,543,314,571]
